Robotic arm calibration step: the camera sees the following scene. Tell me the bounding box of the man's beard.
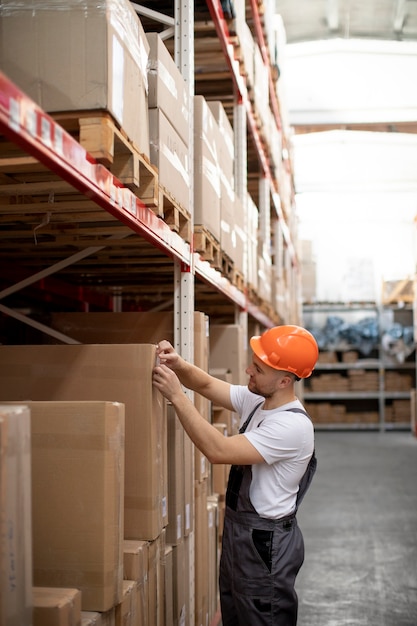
[248,380,272,398]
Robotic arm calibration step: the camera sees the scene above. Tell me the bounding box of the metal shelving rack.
[0,0,300,343]
[303,302,416,432]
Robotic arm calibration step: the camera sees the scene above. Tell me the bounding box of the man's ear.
[279,374,293,388]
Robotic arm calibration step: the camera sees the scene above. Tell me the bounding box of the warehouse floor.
[296,430,417,626]
[213,430,417,626]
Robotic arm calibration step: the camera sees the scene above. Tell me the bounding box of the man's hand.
[152,363,183,403]
[156,340,183,371]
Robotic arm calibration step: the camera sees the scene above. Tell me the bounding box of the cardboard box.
[149,108,190,213]
[194,479,209,626]
[230,194,247,277]
[22,401,124,612]
[163,546,174,626]
[0,344,167,542]
[194,96,221,241]
[115,580,138,626]
[146,32,190,146]
[49,310,208,535]
[209,324,248,385]
[33,587,82,626]
[166,404,185,544]
[0,405,33,626]
[171,541,187,626]
[123,540,148,626]
[0,0,150,157]
[208,101,236,261]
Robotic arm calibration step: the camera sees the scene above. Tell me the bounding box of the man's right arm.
[156,340,234,410]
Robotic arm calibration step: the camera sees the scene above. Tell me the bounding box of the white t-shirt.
[230,385,315,519]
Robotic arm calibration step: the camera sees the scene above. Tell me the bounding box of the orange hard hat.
[250,325,319,379]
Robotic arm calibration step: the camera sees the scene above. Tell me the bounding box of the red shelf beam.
[0,71,190,264]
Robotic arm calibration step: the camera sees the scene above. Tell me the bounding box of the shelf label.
[8,97,20,132]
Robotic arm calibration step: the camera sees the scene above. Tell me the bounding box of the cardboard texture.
[0,405,33,626]
[194,479,209,626]
[207,101,236,259]
[209,324,248,385]
[0,0,150,157]
[33,587,82,626]
[146,32,190,146]
[23,401,124,612]
[149,108,190,213]
[166,404,185,544]
[115,580,138,626]
[194,96,221,241]
[171,541,187,626]
[49,310,210,534]
[163,546,174,626]
[0,344,167,542]
[123,540,149,626]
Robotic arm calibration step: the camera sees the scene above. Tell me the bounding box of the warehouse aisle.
[296,431,417,626]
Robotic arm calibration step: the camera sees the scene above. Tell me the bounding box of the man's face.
[245,354,287,398]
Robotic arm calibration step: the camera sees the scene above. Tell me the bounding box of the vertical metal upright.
[173,3,195,624]
[173,0,194,365]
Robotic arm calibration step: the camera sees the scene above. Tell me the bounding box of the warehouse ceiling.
[275,0,417,43]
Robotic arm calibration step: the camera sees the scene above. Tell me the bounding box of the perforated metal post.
[174,2,195,623]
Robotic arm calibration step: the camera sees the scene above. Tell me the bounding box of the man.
[152,324,319,626]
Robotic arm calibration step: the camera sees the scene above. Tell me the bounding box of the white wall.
[284,39,417,124]
[281,38,417,302]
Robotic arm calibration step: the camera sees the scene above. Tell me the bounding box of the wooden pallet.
[194,226,221,268]
[53,111,159,208]
[159,187,192,243]
[231,268,245,292]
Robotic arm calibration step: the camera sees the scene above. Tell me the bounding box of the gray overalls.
[219,406,317,626]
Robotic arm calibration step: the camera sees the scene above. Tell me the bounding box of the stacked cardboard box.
[207,102,236,262]
[47,311,213,622]
[0,0,150,157]
[194,96,222,243]
[0,344,167,545]
[147,32,191,214]
[33,587,82,626]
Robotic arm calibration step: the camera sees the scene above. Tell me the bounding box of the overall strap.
[239,401,264,433]
[285,407,317,507]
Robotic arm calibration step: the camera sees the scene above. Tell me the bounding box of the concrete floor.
[296,431,417,626]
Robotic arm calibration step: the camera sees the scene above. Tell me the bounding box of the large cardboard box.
[33,587,82,626]
[146,32,190,147]
[0,0,150,157]
[0,405,33,626]
[49,310,209,533]
[0,344,167,543]
[209,324,248,385]
[149,108,190,213]
[194,96,221,242]
[25,401,124,612]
